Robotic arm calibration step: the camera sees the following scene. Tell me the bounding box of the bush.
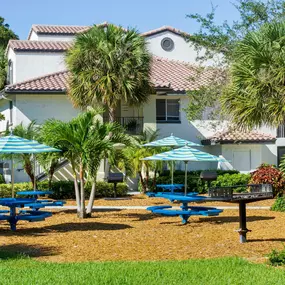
[0,181,128,199]
[211,173,251,193]
[250,164,285,197]
[268,247,285,266]
[271,196,285,212]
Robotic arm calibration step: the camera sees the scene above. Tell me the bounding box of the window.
[7,60,13,85]
[156,99,180,123]
[277,147,285,167]
[161,37,175,51]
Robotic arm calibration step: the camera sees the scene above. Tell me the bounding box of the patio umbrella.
[143,133,201,184]
[0,134,61,197]
[142,145,226,195]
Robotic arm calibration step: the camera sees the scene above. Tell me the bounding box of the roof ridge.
[153,56,196,67]
[141,25,190,37]
[5,70,69,90]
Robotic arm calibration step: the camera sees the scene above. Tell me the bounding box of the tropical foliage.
[221,21,285,129]
[123,129,166,193]
[185,0,285,122]
[41,110,131,218]
[65,24,152,122]
[6,121,39,188]
[0,17,18,89]
[250,164,285,196]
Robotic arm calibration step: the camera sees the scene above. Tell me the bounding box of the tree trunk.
[138,171,146,194]
[23,158,36,189]
[48,166,55,189]
[79,163,86,218]
[86,180,96,217]
[109,106,116,123]
[146,165,149,191]
[152,169,157,189]
[71,162,81,214]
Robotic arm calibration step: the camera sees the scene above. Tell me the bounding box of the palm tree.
[41,110,131,218]
[221,21,285,129]
[123,129,164,193]
[65,24,152,122]
[10,121,39,188]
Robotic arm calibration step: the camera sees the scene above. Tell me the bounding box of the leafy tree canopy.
[185,0,285,121]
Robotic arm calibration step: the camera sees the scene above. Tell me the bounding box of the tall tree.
[41,110,131,218]
[185,0,285,121]
[0,17,18,89]
[221,21,285,130]
[65,24,152,122]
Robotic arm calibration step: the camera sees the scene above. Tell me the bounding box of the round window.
[161,37,174,51]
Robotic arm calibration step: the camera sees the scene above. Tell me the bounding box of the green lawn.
[0,254,285,285]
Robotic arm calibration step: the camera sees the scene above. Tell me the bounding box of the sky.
[2,0,241,40]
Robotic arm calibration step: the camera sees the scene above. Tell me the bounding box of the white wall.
[6,49,17,85]
[36,34,75,42]
[13,52,66,83]
[14,94,80,125]
[146,31,197,63]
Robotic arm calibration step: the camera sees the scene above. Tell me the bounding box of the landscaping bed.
[0,207,284,263]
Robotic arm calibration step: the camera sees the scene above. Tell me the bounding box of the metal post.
[171,161,174,185]
[238,201,250,243]
[33,154,36,191]
[184,161,188,196]
[11,155,14,198]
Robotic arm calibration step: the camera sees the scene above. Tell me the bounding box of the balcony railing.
[104,117,144,135]
[277,124,285,138]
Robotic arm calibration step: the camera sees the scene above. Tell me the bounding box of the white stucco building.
[0,22,282,183]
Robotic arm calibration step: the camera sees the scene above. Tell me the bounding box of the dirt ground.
[65,194,276,207]
[0,200,284,263]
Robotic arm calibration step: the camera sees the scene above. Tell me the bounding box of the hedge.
[0,181,128,199]
[140,171,251,194]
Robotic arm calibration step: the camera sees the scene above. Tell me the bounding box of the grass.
[0,253,285,285]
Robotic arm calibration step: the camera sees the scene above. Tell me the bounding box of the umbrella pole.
[171,161,174,185]
[11,155,14,198]
[184,161,188,196]
[33,154,36,191]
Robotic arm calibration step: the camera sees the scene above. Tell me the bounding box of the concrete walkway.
[47,205,270,210]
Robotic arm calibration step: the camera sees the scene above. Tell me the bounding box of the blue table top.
[148,192,206,202]
[0,198,36,207]
[17,191,53,196]
[156,184,184,188]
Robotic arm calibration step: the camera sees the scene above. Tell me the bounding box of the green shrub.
[210,173,251,193]
[0,173,5,184]
[268,247,285,266]
[270,196,285,212]
[0,181,128,199]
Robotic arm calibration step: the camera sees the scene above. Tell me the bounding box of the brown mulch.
[0,207,284,263]
[65,194,276,207]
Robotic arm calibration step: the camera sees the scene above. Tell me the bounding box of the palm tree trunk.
[79,163,86,218]
[86,180,96,217]
[71,162,81,214]
[138,171,146,194]
[109,106,116,123]
[23,159,36,189]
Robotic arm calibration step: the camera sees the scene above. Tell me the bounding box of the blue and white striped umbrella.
[0,135,61,197]
[143,134,201,147]
[142,146,226,195]
[142,146,225,162]
[0,135,60,154]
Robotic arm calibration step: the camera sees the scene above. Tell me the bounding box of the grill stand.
[238,201,251,243]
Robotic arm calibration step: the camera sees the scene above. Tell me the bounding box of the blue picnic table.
[156,184,184,193]
[0,191,65,230]
[146,192,223,224]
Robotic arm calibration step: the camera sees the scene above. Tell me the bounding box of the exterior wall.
[146,31,197,63]
[14,94,80,126]
[13,52,66,83]
[142,95,157,132]
[34,34,75,42]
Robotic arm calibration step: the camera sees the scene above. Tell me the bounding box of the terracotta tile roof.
[141,26,190,37]
[8,40,73,52]
[202,130,276,144]
[151,57,214,92]
[27,22,119,39]
[5,71,69,93]
[5,57,213,93]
